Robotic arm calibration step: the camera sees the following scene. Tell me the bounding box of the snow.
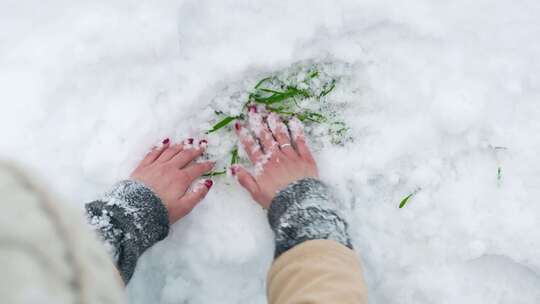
[1,0,540,303]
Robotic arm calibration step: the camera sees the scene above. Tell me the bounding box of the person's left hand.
[130,138,215,223]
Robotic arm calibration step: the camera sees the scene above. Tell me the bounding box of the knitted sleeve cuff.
[268,178,352,258]
[85,180,169,283]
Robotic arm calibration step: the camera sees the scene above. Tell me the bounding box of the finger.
[169,140,205,168]
[248,106,277,154]
[170,180,213,223]
[235,121,264,164]
[156,143,183,163]
[289,117,315,162]
[182,161,215,182]
[141,142,168,166]
[231,165,260,201]
[267,113,297,157]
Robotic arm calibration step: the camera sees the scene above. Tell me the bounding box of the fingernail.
[199,139,207,146]
[204,179,213,189]
[234,121,241,130]
[187,138,194,144]
[248,105,257,113]
[162,138,170,145]
[230,166,237,175]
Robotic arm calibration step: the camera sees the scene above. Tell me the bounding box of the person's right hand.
[232,106,318,209]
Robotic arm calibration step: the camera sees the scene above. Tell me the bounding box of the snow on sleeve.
[85,180,169,283]
[268,178,352,257]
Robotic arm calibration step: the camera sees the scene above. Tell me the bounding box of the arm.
[268,178,352,257]
[233,108,368,304]
[0,162,125,304]
[85,180,169,283]
[267,178,367,304]
[86,138,215,283]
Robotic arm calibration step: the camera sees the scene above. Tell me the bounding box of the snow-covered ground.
[1,0,540,303]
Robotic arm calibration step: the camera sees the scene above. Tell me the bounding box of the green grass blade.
[287,86,311,97]
[254,77,273,89]
[230,147,239,165]
[320,80,336,97]
[251,85,311,105]
[259,88,284,94]
[299,112,326,123]
[266,106,296,116]
[207,116,239,134]
[253,91,292,104]
[399,193,414,208]
[203,170,227,177]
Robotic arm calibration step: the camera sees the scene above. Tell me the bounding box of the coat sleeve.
[85,180,169,283]
[266,178,368,304]
[0,161,125,304]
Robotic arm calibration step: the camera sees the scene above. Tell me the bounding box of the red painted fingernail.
[162,138,170,145]
[199,139,208,146]
[204,179,213,189]
[234,121,241,130]
[230,166,237,175]
[248,105,257,113]
[187,138,194,144]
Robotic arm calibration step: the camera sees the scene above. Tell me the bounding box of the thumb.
[231,165,261,201]
[170,179,212,223]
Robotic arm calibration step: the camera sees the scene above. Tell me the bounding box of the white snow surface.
[1,0,540,303]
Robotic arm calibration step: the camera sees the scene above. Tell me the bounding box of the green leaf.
[298,111,326,123]
[288,86,311,97]
[399,193,414,208]
[266,106,296,116]
[207,116,240,134]
[203,170,226,177]
[252,91,292,104]
[251,85,311,105]
[308,70,319,79]
[332,121,346,126]
[320,79,336,97]
[254,77,273,89]
[330,121,348,135]
[259,88,284,94]
[334,127,348,136]
[230,147,239,165]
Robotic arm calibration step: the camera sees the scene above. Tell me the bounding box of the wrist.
[267,178,352,258]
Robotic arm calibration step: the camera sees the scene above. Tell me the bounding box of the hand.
[130,138,215,223]
[232,107,318,209]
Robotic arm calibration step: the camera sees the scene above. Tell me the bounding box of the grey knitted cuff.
[85,180,169,283]
[268,178,352,258]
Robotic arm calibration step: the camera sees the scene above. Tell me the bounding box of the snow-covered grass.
[1,0,540,303]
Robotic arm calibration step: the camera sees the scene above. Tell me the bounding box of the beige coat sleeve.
[0,162,125,304]
[267,239,368,304]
